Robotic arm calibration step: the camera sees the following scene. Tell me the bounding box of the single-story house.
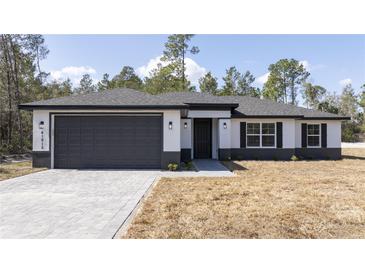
[19,88,349,169]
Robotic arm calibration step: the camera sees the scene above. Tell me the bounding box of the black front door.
[194,118,212,159]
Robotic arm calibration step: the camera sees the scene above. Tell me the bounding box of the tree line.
[1,34,364,154]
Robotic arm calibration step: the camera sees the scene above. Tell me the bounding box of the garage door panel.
[54,115,162,169]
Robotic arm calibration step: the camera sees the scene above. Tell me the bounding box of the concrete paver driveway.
[0,170,159,239]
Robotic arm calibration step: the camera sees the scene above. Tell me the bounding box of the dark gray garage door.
[54,115,162,169]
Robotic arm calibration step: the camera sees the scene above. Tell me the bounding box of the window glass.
[308,124,319,135]
[262,136,275,147]
[247,123,260,134]
[247,136,260,146]
[307,124,320,146]
[262,123,275,134]
[308,136,320,146]
[246,122,276,147]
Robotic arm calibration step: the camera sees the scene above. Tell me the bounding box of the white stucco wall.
[231,118,296,148]
[32,110,50,151]
[295,120,341,148]
[295,121,302,148]
[163,110,181,151]
[32,109,181,155]
[188,110,231,118]
[327,121,342,148]
[180,118,191,149]
[218,119,231,149]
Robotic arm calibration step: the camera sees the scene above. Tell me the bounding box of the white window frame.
[261,123,276,148]
[307,123,321,148]
[246,122,276,148]
[246,123,261,148]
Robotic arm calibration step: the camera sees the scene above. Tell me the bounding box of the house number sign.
[39,121,45,150]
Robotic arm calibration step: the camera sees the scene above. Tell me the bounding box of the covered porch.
[180,109,232,162]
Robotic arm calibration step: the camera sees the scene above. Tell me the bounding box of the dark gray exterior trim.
[231,114,350,120]
[32,151,51,168]
[186,103,238,110]
[19,105,187,110]
[231,148,295,160]
[295,148,341,160]
[231,114,304,119]
[219,147,341,161]
[181,149,192,162]
[161,152,181,169]
[218,149,231,161]
[298,117,351,120]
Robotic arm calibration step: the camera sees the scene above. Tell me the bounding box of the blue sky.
[41,35,365,94]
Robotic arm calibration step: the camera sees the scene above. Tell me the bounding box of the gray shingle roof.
[20,88,185,107]
[19,88,349,119]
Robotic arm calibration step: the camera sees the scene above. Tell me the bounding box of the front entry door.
[194,118,212,159]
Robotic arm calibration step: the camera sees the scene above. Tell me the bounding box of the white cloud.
[50,66,97,85]
[136,56,166,77]
[339,78,352,86]
[299,60,326,72]
[184,58,207,85]
[136,55,207,85]
[256,72,269,85]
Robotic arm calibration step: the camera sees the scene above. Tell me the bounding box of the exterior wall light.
[39,121,45,129]
[169,121,173,130]
[184,122,188,129]
[223,122,227,129]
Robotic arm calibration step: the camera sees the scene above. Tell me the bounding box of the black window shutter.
[240,122,246,148]
[276,122,283,148]
[301,123,307,148]
[321,123,327,148]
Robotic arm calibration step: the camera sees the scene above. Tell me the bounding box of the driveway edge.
[112,176,161,239]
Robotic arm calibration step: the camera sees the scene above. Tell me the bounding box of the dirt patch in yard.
[0,161,46,181]
[124,149,365,239]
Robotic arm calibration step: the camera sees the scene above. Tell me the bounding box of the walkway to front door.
[193,159,231,172]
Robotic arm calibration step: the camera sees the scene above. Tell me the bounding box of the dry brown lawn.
[124,149,365,239]
[0,161,46,181]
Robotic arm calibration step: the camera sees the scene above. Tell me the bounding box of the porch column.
[180,118,192,162]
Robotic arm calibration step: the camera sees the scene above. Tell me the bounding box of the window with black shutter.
[301,123,307,147]
[307,124,320,147]
[240,122,246,148]
[321,123,327,148]
[276,122,283,148]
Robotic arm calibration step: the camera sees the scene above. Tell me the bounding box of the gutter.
[231,114,351,120]
[18,104,188,111]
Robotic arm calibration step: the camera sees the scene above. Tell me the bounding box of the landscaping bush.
[167,163,178,171]
[290,155,299,161]
[184,161,193,170]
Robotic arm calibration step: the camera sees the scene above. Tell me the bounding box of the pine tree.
[161,34,199,91]
[199,72,218,94]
